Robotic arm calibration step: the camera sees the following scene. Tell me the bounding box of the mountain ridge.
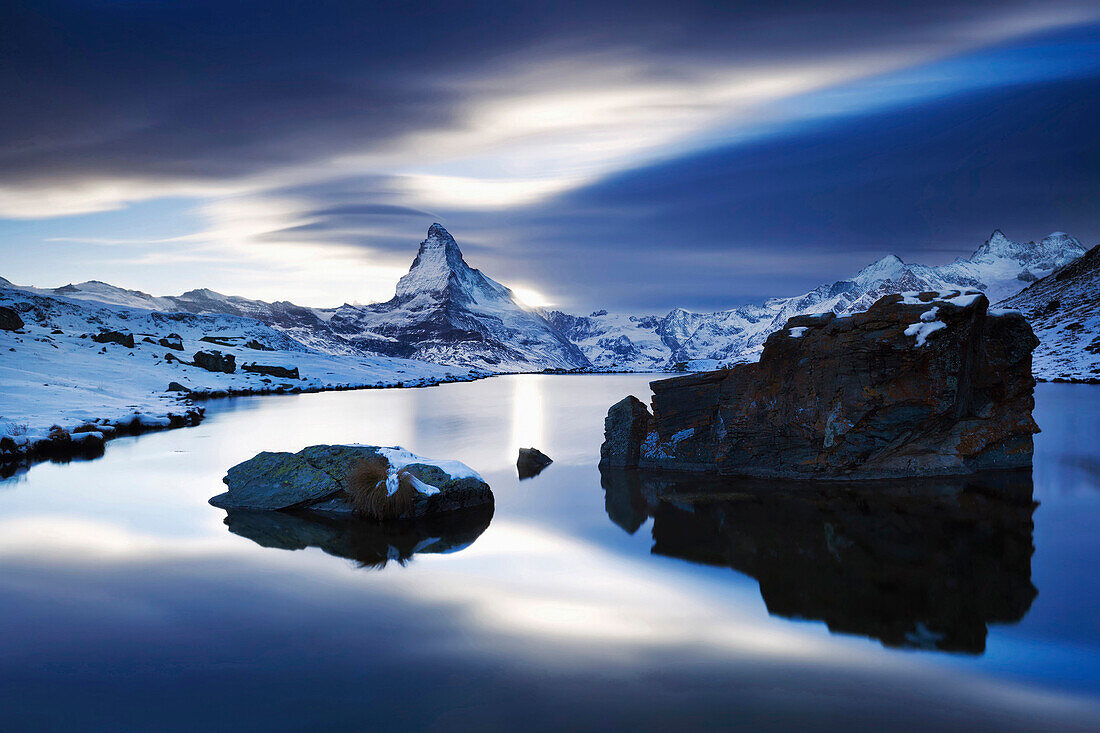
[998,242,1100,381]
[2,226,1090,377]
[549,229,1086,371]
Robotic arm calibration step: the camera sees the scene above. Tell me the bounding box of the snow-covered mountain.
[549,230,1086,371]
[8,224,590,371]
[0,280,485,452]
[998,243,1100,381]
[4,226,1089,376]
[319,224,589,370]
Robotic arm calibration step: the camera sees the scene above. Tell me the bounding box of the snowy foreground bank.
[0,318,486,472]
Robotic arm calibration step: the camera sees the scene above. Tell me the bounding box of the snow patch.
[670,428,694,444]
[904,320,947,347]
[788,326,809,338]
[374,446,483,485]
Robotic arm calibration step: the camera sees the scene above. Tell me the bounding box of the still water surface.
[1,376,1098,731]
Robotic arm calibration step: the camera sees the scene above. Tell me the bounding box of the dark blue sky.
[2,1,1099,310]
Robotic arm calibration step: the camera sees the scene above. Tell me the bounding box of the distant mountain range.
[1,225,1093,379]
[1000,242,1100,381]
[546,230,1086,371]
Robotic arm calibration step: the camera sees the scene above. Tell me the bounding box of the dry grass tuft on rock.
[346,457,420,520]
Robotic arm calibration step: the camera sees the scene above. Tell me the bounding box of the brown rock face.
[601,291,1039,479]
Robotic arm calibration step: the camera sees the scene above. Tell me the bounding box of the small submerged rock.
[210,444,493,521]
[516,447,553,479]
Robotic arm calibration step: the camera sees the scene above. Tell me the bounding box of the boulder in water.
[517,447,553,479]
[210,444,493,521]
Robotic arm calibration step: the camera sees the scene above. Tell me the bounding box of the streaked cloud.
[2,1,1100,308]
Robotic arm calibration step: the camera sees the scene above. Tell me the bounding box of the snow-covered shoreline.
[0,297,494,474]
[0,356,493,478]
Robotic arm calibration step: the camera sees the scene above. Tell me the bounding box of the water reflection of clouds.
[2,514,1098,731]
[0,510,834,660]
[1,378,1098,729]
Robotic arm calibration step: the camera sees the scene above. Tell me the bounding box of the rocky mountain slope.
[549,230,1085,372]
[997,243,1100,381]
[10,224,589,371]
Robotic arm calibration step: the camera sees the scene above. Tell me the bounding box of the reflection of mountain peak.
[601,468,1037,654]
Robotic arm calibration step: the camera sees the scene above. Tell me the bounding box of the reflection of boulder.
[601,467,1037,654]
[225,504,493,569]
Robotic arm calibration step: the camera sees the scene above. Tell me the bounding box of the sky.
[2,0,1100,312]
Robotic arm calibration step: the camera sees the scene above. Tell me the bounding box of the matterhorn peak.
[395,224,469,298]
[392,224,513,308]
[417,223,464,263]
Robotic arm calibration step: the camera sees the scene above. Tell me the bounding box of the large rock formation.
[210,445,493,520]
[601,291,1039,479]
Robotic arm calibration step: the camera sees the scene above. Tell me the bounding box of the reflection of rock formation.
[601,467,1037,654]
[225,505,493,569]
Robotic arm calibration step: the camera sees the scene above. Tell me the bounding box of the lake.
[1,375,1098,731]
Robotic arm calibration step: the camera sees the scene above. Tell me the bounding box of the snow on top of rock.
[919,306,940,322]
[904,320,947,347]
[374,446,484,484]
[897,289,985,307]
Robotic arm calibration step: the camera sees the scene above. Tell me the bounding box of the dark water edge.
[0,376,1096,732]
